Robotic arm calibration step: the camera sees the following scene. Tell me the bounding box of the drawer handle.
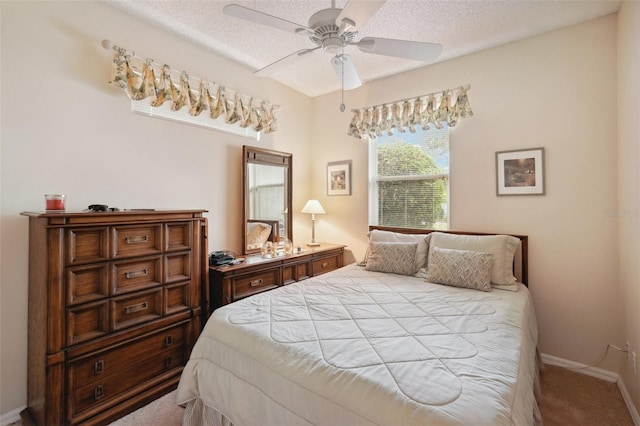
[249,279,263,287]
[125,269,148,279]
[94,360,104,374]
[124,301,148,314]
[165,356,173,368]
[125,235,148,244]
[94,385,104,401]
[321,262,330,268]
[165,335,173,346]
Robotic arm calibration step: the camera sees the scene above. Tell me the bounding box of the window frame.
[368,128,450,230]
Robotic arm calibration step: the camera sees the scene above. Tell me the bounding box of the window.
[369,126,449,230]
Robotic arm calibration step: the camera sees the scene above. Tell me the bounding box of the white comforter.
[176,264,539,426]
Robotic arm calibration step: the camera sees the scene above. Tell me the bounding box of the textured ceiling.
[105,0,620,97]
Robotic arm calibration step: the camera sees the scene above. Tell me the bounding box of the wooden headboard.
[369,226,529,286]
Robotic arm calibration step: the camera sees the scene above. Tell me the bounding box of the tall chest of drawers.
[20,210,207,426]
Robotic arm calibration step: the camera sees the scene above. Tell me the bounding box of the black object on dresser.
[20,210,207,426]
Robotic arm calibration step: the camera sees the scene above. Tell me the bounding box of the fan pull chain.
[340,47,346,112]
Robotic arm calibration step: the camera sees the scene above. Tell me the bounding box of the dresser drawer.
[282,264,296,285]
[165,251,191,284]
[164,281,190,315]
[66,227,109,266]
[69,324,186,386]
[67,301,109,346]
[66,263,109,306]
[112,256,162,295]
[312,254,341,275]
[282,259,311,284]
[233,269,279,300]
[68,324,187,418]
[165,222,192,252]
[112,224,163,259]
[111,289,162,331]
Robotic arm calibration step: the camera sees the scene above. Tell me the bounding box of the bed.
[176,227,541,425]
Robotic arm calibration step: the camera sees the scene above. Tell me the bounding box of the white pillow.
[428,232,520,287]
[365,242,419,276]
[426,247,493,292]
[359,230,430,276]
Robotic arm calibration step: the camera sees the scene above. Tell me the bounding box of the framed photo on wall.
[327,160,352,196]
[496,148,545,196]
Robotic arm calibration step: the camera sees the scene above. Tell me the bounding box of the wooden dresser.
[20,210,207,426]
[210,243,345,313]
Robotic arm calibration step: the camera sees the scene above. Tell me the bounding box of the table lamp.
[301,199,325,247]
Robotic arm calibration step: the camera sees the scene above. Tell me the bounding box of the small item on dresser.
[87,204,108,212]
[45,194,66,211]
[209,250,236,266]
[87,204,120,212]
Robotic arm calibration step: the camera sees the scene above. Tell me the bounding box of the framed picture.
[327,160,352,196]
[496,148,545,196]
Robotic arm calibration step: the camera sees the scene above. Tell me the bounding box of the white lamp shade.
[301,199,326,214]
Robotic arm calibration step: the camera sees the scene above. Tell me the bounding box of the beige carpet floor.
[539,364,634,426]
[11,364,635,425]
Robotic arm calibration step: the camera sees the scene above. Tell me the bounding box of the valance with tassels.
[348,86,472,140]
[104,41,279,134]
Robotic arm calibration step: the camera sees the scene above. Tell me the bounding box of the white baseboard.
[0,405,24,426]
[541,352,640,425]
[541,352,619,382]
[618,377,640,426]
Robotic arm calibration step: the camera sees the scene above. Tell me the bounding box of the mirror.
[242,145,293,255]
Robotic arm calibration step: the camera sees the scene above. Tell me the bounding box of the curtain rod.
[353,84,471,113]
[102,39,280,109]
[101,39,256,100]
[102,39,208,82]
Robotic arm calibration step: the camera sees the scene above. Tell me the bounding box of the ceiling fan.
[223,0,442,101]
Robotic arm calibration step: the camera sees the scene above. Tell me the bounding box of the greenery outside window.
[369,126,449,230]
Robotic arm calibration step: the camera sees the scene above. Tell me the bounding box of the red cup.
[45,194,66,211]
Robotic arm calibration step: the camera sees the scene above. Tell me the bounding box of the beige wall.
[314,10,627,390]
[0,0,313,415]
[617,1,640,413]
[1,0,637,420]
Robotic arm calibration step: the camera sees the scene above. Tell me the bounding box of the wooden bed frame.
[369,226,529,286]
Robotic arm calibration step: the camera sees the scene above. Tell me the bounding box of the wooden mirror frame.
[242,145,293,255]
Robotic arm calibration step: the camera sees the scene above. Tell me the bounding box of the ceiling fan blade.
[255,47,320,77]
[355,37,442,62]
[223,4,313,36]
[331,54,361,90]
[335,0,386,33]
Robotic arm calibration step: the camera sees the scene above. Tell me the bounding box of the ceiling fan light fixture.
[331,54,361,90]
[323,37,342,53]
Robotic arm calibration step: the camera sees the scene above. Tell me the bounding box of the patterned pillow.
[426,247,493,291]
[428,232,519,286]
[359,230,431,277]
[365,242,419,276]
[246,222,272,249]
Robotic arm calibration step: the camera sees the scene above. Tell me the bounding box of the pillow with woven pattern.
[365,242,419,276]
[426,247,493,292]
[428,232,519,287]
[359,230,431,277]
[246,222,272,249]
